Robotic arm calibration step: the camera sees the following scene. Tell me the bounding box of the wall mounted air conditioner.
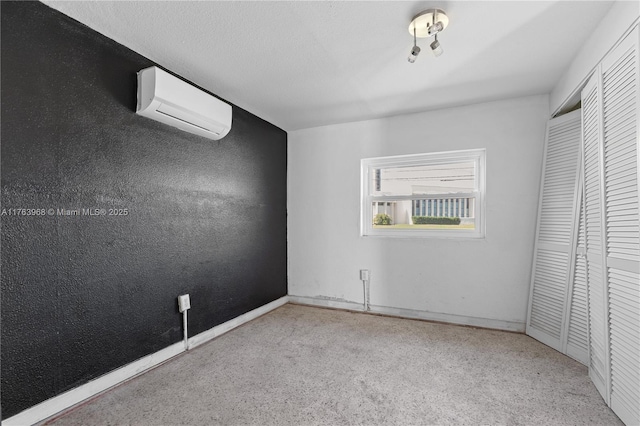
[136,66,232,140]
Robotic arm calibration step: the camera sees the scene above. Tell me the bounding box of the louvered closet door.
[527,110,583,355]
[601,31,639,426]
[566,196,589,365]
[582,73,610,401]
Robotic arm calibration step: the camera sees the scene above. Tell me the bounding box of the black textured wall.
[1,1,287,418]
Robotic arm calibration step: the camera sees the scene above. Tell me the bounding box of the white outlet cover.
[178,294,191,312]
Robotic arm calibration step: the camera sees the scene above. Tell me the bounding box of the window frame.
[360,149,486,239]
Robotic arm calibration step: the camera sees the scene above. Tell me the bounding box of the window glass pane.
[362,149,485,238]
[370,161,475,196]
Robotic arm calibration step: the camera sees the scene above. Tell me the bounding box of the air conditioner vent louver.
[136,66,231,140]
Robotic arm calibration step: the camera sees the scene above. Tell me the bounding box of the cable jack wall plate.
[178,294,191,312]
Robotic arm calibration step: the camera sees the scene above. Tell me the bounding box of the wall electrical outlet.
[178,294,191,312]
[360,269,370,281]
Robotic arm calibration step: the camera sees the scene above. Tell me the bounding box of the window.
[361,149,485,238]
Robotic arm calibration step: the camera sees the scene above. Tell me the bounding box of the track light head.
[430,35,443,57]
[428,21,444,36]
[408,45,421,63]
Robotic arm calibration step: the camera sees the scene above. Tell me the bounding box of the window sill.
[361,229,485,239]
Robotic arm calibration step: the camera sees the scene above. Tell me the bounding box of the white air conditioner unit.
[136,66,232,140]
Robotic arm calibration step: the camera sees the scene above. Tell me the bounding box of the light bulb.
[408,45,421,63]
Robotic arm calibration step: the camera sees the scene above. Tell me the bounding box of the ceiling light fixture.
[407,8,448,63]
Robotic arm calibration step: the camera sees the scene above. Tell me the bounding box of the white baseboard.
[188,296,289,348]
[287,295,364,312]
[288,295,525,332]
[2,296,289,426]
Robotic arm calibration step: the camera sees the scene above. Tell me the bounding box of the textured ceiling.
[42,1,614,131]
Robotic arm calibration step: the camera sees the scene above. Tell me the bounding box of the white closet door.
[566,196,589,365]
[601,31,639,426]
[582,72,610,402]
[527,110,583,354]
[581,28,639,426]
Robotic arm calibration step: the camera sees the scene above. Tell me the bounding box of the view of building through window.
[361,150,485,237]
[372,162,475,196]
[371,161,476,230]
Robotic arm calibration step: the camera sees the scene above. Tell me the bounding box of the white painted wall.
[550,1,639,115]
[288,95,549,328]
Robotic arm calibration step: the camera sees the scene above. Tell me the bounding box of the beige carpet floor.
[46,304,622,425]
